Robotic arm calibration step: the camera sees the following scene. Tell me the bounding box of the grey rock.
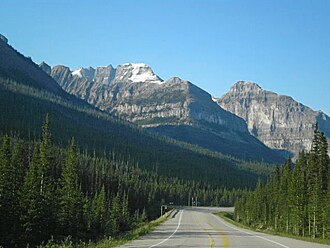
[39,61,51,75]
[217,81,330,158]
[51,64,247,131]
[50,64,284,162]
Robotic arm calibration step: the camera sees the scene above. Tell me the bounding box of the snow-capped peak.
[72,68,83,78]
[122,63,163,84]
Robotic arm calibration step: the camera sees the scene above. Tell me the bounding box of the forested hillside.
[0,117,245,247]
[0,74,266,188]
[235,126,330,239]
[0,35,276,189]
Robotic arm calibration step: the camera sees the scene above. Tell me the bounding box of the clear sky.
[1,0,329,114]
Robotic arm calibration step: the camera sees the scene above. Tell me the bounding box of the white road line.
[214,215,290,248]
[149,210,184,248]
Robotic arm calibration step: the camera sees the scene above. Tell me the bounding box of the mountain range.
[0,34,271,190]
[43,62,286,162]
[43,61,330,160]
[2,32,328,164]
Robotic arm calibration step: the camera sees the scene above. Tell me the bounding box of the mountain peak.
[231,81,262,92]
[218,81,330,158]
[117,63,163,84]
[39,61,51,75]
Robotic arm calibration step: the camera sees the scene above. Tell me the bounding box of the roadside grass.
[39,209,175,248]
[216,212,330,246]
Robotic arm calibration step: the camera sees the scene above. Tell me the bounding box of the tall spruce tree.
[59,138,84,237]
[280,159,292,232]
[21,143,44,246]
[93,185,106,236]
[21,115,59,245]
[291,151,307,236]
[0,136,12,245]
[38,114,58,239]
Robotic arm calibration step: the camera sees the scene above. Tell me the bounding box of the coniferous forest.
[235,125,330,239]
[0,116,245,247]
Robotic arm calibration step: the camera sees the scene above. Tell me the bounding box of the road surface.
[118,207,330,248]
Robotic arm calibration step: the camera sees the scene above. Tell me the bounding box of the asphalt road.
[118,207,330,248]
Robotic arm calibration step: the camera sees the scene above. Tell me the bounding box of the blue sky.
[1,0,329,114]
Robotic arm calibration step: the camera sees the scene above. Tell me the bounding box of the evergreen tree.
[21,143,44,246]
[280,159,292,232]
[38,114,59,239]
[254,179,266,225]
[291,151,307,236]
[235,124,330,239]
[119,192,131,232]
[93,186,106,236]
[59,138,84,237]
[9,141,25,245]
[108,193,121,236]
[0,136,12,245]
[319,132,329,238]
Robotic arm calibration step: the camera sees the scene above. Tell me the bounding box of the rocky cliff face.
[217,81,330,157]
[47,63,285,162]
[49,63,247,131]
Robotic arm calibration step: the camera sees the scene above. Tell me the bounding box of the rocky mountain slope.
[0,35,269,188]
[46,63,285,162]
[216,81,330,157]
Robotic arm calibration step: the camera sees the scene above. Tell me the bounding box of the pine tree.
[108,193,121,236]
[271,166,281,230]
[319,132,329,238]
[9,140,25,245]
[307,124,328,238]
[326,174,330,238]
[59,138,84,237]
[119,192,131,232]
[38,114,58,239]
[291,151,307,236]
[93,186,106,236]
[0,136,12,246]
[255,179,266,225]
[280,159,292,232]
[21,115,59,245]
[21,143,44,246]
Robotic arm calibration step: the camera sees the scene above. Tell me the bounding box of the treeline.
[235,125,330,239]
[0,116,243,247]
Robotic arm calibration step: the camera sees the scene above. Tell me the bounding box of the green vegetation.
[235,124,330,240]
[0,72,274,189]
[0,117,248,247]
[38,210,174,248]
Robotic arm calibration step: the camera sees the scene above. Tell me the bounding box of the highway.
[118,207,330,248]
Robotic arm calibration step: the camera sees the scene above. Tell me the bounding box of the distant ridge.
[217,80,330,157]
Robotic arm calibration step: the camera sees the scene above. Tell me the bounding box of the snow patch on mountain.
[72,68,83,78]
[126,63,163,84]
[211,96,218,102]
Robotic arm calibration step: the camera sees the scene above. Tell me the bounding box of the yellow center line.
[208,222,229,248]
[193,212,214,248]
[207,234,214,248]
